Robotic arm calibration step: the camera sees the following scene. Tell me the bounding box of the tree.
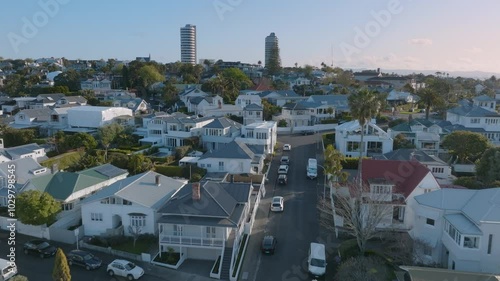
[348,90,380,182]
[52,248,71,281]
[65,133,97,151]
[326,107,334,118]
[128,154,153,175]
[393,134,416,150]
[0,127,36,147]
[137,65,165,97]
[266,46,281,76]
[323,145,348,184]
[333,182,392,253]
[129,224,142,248]
[442,131,491,163]
[272,79,289,90]
[98,123,125,160]
[17,190,61,225]
[218,68,252,103]
[10,275,29,281]
[303,64,314,79]
[334,256,390,281]
[54,69,81,92]
[277,119,288,127]
[476,147,500,184]
[261,99,281,121]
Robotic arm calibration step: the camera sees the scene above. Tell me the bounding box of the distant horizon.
[2,1,500,76]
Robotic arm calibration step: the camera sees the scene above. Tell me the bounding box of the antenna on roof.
[331,44,334,67]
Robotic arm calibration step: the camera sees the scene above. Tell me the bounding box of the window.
[445,221,461,245]
[470,118,480,124]
[256,132,267,139]
[91,213,103,221]
[206,227,216,238]
[100,198,109,204]
[346,141,360,152]
[487,234,493,254]
[424,189,432,193]
[62,202,73,211]
[122,199,132,205]
[200,164,205,168]
[463,236,479,249]
[173,225,183,236]
[432,167,444,174]
[219,161,224,171]
[426,218,435,226]
[207,164,211,168]
[130,215,146,227]
[372,185,390,194]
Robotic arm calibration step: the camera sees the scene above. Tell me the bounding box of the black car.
[278,174,288,185]
[261,236,277,254]
[67,250,102,270]
[23,240,57,258]
[302,130,314,135]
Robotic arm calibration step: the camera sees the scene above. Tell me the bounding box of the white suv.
[271,196,284,212]
[278,165,289,174]
[107,259,144,280]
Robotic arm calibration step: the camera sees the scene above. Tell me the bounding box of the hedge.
[155,165,184,178]
[320,119,338,124]
[341,157,360,169]
[339,239,360,260]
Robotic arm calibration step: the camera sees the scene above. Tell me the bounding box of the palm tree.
[416,87,441,120]
[348,90,380,183]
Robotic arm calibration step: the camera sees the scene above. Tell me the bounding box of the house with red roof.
[336,159,441,232]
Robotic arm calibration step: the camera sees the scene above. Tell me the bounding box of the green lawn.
[112,240,153,255]
[41,151,82,170]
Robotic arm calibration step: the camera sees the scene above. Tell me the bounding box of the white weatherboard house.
[201,117,242,151]
[81,171,187,237]
[157,181,253,279]
[410,188,500,274]
[197,141,265,174]
[0,142,47,163]
[236,121,277,154]
[67,106,133,129]
[335,120,393,158]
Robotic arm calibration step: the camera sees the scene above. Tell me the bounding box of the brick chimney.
[192,182,201,200]
[155,175,161,186]
[51,164,58,174]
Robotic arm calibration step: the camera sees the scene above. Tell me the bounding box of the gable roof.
[1,143,43,159]
[244,103,263,110]
[473,94,495,102]
[259,90,299,98]
[203,117,242,129]
[447,104,500,117]
[282,102,310,110]
[199,141,254,160]
[78,163,128,180]
[17,108,52,121]
[0,158,49,190]
[81,171,186,209]
[377,149,447,165]
[29,172,106,201]
[157,181,251,227]
[361,159,432,197]
[188,96,207,105]
[59,95,87,104]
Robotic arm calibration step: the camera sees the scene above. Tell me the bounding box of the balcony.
[160,234,224,248]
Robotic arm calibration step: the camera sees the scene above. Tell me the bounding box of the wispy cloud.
[465,47,483,53]
[408,38,433,46]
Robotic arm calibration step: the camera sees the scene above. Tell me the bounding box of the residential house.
[29,93,66,109]
[201,117,243,151]
[446,96,500,146]
[400,266,500,281]
[24,164,128,213]
[375,149,453,184]
[274,102,314,127]
[0,142,47,163]
[55,96,87,107]
[139,113,214,148]
[306,94,350,116]
[366,76,410,90]
[335,159,441,233]
[81,171,187,237]
[289,77,311,88]
[95,90,136,101]
[80,78,112,92]
[410,188,500,274]
[66,106,133,132]
[387,118,447,155]
[335,120,393,158]
[12,97,37,110]
[197,141,265,174]
[179,87,209,105]
[353,70,381,82]
[41,107,71,136]
[243,103,264,125]
[235,93,262,109]
[11,108,51,129]
[186,95,224,116]
[386,90,418,105]
[236,121,276,154]
[157,181,253,278]
[258,90,305,107]
[112,98,149,115]
[0,158,50,206]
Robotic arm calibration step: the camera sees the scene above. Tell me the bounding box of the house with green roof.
[23,163,128,212]
[387,118,448,155]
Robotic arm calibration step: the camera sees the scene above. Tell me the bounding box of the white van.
[308,243,326,278]
[0,259,17,281]
[307,158,318,179]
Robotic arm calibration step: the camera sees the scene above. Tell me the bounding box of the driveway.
[239,133,340,281]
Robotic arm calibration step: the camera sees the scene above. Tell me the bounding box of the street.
[241,132,339,281]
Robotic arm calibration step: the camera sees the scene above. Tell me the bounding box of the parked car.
[283,144,292,151]
[107,259,144,280]
[67,250,102,271]
[261,236,278,254]
[302,130,314,135]
[23,240,56,258]
[280,156,290,165]
[278,165,289,174]
[278,174,288,185]
[271,196,284,212]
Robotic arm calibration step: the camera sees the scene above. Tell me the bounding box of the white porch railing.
[159,234,224,248]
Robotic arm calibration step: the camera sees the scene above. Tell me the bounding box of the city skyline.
[1,0,500,74]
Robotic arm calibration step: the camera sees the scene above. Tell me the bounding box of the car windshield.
[37,242,50,249]
[263,239,274,247]
[272,203,281,206]
[84,254,94,260]
[125,263,136,271]
[311,258,326,267]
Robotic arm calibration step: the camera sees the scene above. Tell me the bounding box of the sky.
[1,0,500,73]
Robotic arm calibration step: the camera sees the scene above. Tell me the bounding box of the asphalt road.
[254,133,326,281]
[0,231,167,281]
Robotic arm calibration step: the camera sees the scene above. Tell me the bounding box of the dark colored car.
[23,240,57,258]
[67,250,102,270]
[302,130,314,135]
[261,236,277,254]
[278,174,288,185]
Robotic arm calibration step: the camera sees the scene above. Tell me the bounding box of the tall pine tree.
[52,248,71,281]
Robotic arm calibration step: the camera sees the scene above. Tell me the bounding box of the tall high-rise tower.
[180,24,196,65]
[265,32,280,67]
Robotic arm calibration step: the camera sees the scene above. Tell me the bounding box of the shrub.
[277,119,288,127]
[341,157,360,169]
[155,165,184,178]
[175,145,192,160]
[33,138,47,145]
[339,239,360,260]
[453,176,484,189]
[320,119,338,124]
[376,115,390,124]
[46,150,59,157]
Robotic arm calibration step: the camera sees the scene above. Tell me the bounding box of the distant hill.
[349,68,500,79]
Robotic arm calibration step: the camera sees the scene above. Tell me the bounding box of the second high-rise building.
[180,24,196,65]
[265,32,280,68]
